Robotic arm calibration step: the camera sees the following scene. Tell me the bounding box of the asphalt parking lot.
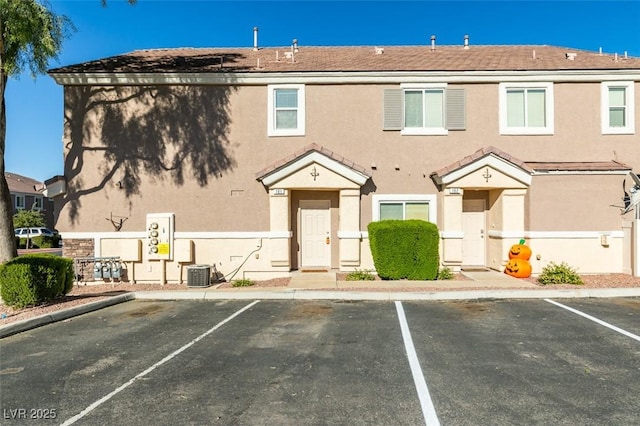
[1,298,639,425]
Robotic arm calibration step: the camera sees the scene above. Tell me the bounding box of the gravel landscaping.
[1,274,640,327]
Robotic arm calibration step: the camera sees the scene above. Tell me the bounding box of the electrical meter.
[146,213,175,260]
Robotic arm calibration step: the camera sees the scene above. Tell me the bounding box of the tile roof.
[48,45,640,74]
[430,146,632,181]
[430,146,534,180]
[6,173,43,195]
[255,143,370,181]
[525,161,632,172]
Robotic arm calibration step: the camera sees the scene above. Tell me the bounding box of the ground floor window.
[373,194,437,223]
[380,202,429,220]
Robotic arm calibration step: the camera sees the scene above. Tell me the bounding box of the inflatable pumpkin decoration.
[508,239,532,260]
[504,239,532,278]
[504,258,532,278]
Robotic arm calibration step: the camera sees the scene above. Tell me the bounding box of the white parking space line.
[60,300,261,426]
[395,301,441,426]
[545,299,640,343]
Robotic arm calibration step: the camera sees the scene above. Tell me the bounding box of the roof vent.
[463,35,469,49]
[430,35,436,51]
[565,52,577,60]
[375,46,384,55]
[253,27,259,51]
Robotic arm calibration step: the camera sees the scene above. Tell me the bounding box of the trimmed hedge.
[0,254,74,308]
[368,219,440,280]
[17,235,61,249]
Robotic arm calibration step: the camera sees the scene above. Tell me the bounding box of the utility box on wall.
[146,213,175,261]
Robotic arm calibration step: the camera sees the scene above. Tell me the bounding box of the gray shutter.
[383,89,403,130]
[446,88,466,130]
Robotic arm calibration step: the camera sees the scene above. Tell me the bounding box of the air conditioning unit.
[186,265,211,288]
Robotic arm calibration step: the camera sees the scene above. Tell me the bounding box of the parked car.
[14,227,56,238]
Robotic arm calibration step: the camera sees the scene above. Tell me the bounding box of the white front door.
[462,199,486,266]
[300,200,331,267]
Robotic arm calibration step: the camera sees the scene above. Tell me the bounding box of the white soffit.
[260,151,369,187]
[439,154,532,186]
[50,70,640,86]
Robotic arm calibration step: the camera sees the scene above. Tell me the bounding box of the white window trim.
[601,81,635,135]
[267,84,305,137]
[15,194,25,211]
[400,83,448,136]
[372,194,437,223]
[499,82,554,135]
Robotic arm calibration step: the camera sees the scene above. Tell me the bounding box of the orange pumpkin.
[508,239,532,260]
[504,258,532,278]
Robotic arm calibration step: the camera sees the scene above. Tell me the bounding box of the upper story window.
[403,86,446,135]
[15,195,25,211]
[601,82,635,134]
[372,194,437,223]
[267,84,305,137]
[383,86,465,133]
[32,196,43,211]
[499,82,554,135]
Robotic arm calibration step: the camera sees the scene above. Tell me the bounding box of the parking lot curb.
[134,287,640,301]
[0,293,135,338]
[3,287,640,338]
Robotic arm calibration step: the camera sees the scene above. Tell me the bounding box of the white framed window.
[372,194,437,223]
[383,86,465,132]
[601,81,635,134]
[267,84,305,136]
[15,195,25,211]
[499,82,554,135]
[32,196,43,211]
[401,84,447,135]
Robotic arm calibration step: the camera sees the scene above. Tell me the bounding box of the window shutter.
[383,89,403,130]
[446,88,466,130]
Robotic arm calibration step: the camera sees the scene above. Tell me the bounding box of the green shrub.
[368,219,439,280]
[0,254,74,308]
[232,278,255,287]
[437,267,454,280]
[13,210,45,229]
[537,262,584,285]
[30,235,61,249]
[345,269,376,281]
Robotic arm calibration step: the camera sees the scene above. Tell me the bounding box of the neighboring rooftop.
[6,173,43,195]
[48,45,640,75]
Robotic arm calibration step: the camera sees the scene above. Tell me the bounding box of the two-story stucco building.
[46,38,640,283]
[7,173,55,230]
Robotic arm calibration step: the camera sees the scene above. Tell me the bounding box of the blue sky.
[5,0,640,182]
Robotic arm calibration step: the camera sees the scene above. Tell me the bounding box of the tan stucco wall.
[55,79,640,278]
[526,174,626,231]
